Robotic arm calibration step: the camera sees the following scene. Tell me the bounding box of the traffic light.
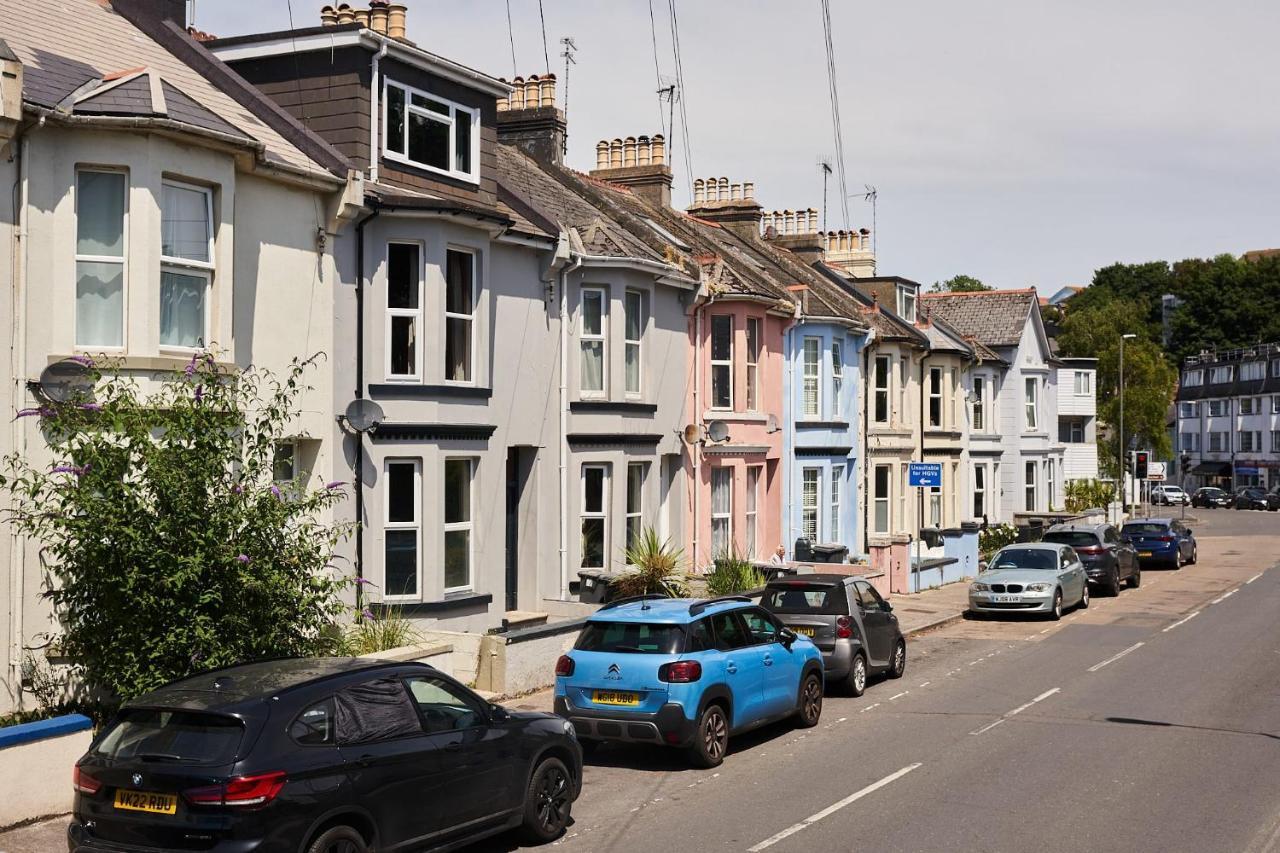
[1135,451,1149,480]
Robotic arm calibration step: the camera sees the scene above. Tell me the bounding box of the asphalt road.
[472,508,1280,853]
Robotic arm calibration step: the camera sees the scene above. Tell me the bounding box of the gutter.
[368,40,389,184]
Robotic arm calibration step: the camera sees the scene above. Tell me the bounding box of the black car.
[1041,522,1140,595]
[1233,488,1277,511]
[1191,487,1230,509]
[69,658,582,853]
[759,575,906,696]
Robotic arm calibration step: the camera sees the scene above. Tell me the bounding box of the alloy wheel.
[703,707,728,760]
[854,655,867,693]
[534,763,571,834]
[323,842,360,853]
[1080,583,1090,609]
[802,676,822,723]
[891,642,906,677]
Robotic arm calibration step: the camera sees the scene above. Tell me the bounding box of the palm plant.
[704,547,767,596]
[610,527,691,599]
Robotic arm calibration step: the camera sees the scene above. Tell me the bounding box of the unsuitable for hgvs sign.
[908,462,943,488]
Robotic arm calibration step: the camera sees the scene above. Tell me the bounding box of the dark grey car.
[759,576,905,698]
[1042,522,1140,596]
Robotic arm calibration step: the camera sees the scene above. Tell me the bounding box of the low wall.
[0,714,94,829]
[478,619,587,696]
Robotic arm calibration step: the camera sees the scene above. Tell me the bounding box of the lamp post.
[1119,334,1136,520]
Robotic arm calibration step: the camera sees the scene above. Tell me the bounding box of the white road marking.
[970,687,1061,735]
[889,691,909,701]
[748,763,923,852]
[860,703,879,713]
[1162,610,1200,632]
[1088,642,1145,673]
[918,681,931,687]
[1210,589,1238,605]
[836,717,847,723]
[1246,572,1263,584]
[969,659,983,666]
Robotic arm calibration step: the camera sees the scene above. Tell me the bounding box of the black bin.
[577,569,614,603]
[810,543,849,564]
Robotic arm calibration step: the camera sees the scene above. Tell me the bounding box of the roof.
[766,574,854,587]
[813,263,927,344]
[131,657,396,710]
[1,0,344,179]
[587,597,750,624]
[919,288,1039,347]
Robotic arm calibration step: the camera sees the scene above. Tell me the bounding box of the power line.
[537,0,552,76]
[505,0,518,77]
[647,0,667,136]
[668,0,694,199]
[819,0,850,228]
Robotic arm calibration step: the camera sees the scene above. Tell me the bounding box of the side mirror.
[488,703,510,722]
[778,627,797,649]
[881,601,893,613]
[978,561,988,573]
[1185,529,1193,536]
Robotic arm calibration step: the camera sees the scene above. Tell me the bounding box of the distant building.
[1046,285,1086,306]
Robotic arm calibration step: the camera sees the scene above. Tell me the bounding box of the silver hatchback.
[969,542,1090,620]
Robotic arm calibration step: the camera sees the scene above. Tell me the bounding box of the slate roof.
[1,0,336,176]
[919,288,1039,347]
[67,70,252,141]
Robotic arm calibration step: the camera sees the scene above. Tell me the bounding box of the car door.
[739,607,801,718]
[334,676,447,848]
[1059,547,1085,603]
[710,610,767,728]
[853,581,895,666]
[404,674,523,828]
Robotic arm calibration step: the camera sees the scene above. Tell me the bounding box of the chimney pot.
[623,136,637,167]
[336,3,355,25]
[595,141,609,170]
[510,76,525,109]
[321,5,338,26]
[744,181,755,200]
[369,1,389,33]
[693,179,705,205]
[637,135,651,165]
[730,183,742,201]
[783,210,795,234]
[718,177,729,200]
[610,139,624,168]
[524,76,540,109]
[651,134,665,165]
[540,73,556,107]
[807,209,818,232]
[353,7,370,27]
[387,2,407,38]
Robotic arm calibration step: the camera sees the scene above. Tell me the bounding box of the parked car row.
[969,518,1199,619]
[1192,485,1280,510]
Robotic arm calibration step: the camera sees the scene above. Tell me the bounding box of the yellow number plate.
[592,690,640,706]
[1139,551,1153,558]
[790,626,816,637]
[114,789,178,815]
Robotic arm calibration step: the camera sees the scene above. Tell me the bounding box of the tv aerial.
[34,359,96,404]
[340,398,385,434]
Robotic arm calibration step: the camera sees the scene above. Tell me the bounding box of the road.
[473,508,1280,853]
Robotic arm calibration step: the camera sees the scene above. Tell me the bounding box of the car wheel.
[796,672,823,728]
[888,640,907,679]
[520,756,573,843]
[1048,589,1063,621]
[1078,582,1090,610]
[688,702,729,768]
[1173,551,1182,571]
[845,652,868,697]
[1189,545,1198,565]
[1128,566,1141,589]
[1108,569,1122,597]
[307,826,368,853]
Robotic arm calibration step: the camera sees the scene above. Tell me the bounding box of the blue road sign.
[908,462,943,488]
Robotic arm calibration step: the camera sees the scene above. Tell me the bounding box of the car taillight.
[1076,545,1103,554]
[1158,535,1175,542]
[658,661,702,683]
[555,655,575,677]
[73,766,102,795]
[836,616,853,639]
[184,771,287,808]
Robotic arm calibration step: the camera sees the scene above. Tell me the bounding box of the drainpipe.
[352,205,380,609]
[691,296,710,569]
[368,40,389,184]
[548,236,580,599]
[783,300,800,556]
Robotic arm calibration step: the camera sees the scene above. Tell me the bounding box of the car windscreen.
[92,708,245,766]
[575,621,686,654]
[1123,523,1169,535]
[1198,489,1223,496]
[1041,531,1099,548]
[761,585,849,615]
[990,548,1057,570]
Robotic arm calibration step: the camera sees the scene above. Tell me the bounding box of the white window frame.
[444,247,478,385]
[1183,369,1203,387]
[159,179,214,352]
[873,464,891,535]
[801,467,820,541]
[898,461,909,534]
[711,467,733,556]
[745,318,761,412]
[1209,365,1232,384]
[831,339,844,419]
[74,168,129,351]
[1069,419,1084,443]
[273,441,297,483]
[580,463,610,570]
[1180,431,1199,452]
[385,241,423,381]
[928,480,942,527]
[745,465,761,559]
[1241,361,1264,381]
[928,366,944,428]
[973,463,986,519]
[897,284,917,322]
[1047,459,1056,510]
[1209,431,1225,453]
[579,286,607,396]
[624,289,644,397]
[382,79,480,183]
[972,375,986,432]
[1024,377,1039,431]
[1240,430,1261,453]
[1178,401,1198,419]
[1273,396,1280,415]
[1024,460,1037,511]
[1074,371,1092,396]
[1208,399,1227,417]
[1240,397,1257,415]
[830,464,844,542]
[710,315,734,411]
[802,337,821,418]
[873,355,891,425]
[1272,430,1280,453]
[625,461,646,555]
[898,357,909,425]
[442,457,475,593]
[383,458,422,602]
[1272,361,1280,378]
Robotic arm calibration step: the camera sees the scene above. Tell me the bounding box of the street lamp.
[1119,333,1136,519]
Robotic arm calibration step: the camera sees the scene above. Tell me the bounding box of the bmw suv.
[553,595,824,768]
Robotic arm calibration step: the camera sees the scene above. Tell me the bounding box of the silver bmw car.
[968,542,1089,620]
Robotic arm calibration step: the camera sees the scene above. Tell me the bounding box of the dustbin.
[810,543,849,564]
[794,537,814,562]
[1015,520,1044,543]
[577,569,614,603]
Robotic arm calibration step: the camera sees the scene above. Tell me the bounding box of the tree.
[930,275,991,293]
[0,353,352,702]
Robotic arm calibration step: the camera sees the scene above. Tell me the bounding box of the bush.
[1064,478,1116,514]
[0,352,352,703]
[979,523,1018,558]
[610,527,690,599]
[704,549,767,597]
[332,607,419,656]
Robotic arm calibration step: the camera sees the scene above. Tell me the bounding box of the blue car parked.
[553,595,824,768]
[1121,518,1197,569]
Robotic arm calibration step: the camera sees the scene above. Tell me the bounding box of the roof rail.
[688,595,752,616]
[598,594,670,612]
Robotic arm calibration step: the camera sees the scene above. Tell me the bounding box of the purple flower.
[325,481,345,490]
[194,385,204,403]
[236,554,251,564]
[77,403,103,412]
[270,485,282,498]
[361,608,376,621]
[68,354,95,367]
[16,407,51,419]
[232,484,243,495]
[354,577,373,586]
[190,650,204,664]
[184,354,199,377]
[51,463,91,476]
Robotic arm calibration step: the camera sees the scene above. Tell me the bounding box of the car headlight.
[970,582,990,592]
[1024,582,1052,593]
[563,720,577,739]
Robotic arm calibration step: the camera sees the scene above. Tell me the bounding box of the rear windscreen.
[575,622,686,654]
[761,585,848,615]
[1123,523,1169,535]
[93,709,244,766]
[1042,531,1099,548]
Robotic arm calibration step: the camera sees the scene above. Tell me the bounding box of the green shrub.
[979,523,1019,558]
[704,549,767,597]
[333,606,418,656]
[610,527,690,598]
[1064,478,1116,513]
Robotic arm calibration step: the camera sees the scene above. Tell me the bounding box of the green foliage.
[930,274,991,293]
[704,549,767,597]
[979,523,1018,558]
[611,527,690,598]
[0,353,352,703]
[333,607,418,656]
[1063,479,1116,514]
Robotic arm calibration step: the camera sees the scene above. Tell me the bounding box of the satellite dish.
[343,398,385,433]
[36,359,95,404]
[706,420,730,443]
[681,424,701,444]
[765,413,781,433]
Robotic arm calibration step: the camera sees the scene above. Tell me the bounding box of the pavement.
[6,507,1277,852]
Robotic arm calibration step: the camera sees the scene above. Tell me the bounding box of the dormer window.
[896,284,917,322]
[384,80,479,183]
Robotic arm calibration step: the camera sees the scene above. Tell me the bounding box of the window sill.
[374,591,493,617]
[797,419,851,429]
[703,411,768,423]
[369,383,493,400]
[49,353,235,372]
[570,400,658,414]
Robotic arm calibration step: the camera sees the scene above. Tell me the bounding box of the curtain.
[581,341,603,391]
[76,261,124,347]
[159,271,206,348]
[162,184,209,262]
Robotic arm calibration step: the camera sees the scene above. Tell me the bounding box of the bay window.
[384,459,421,599]
[711,467,733,556]
[444,249,476,383]
[802,337,820,417]
[580,287,606,395]
[443,458,474,592]
[745,318,761,411]
[831,339,843,418]
[625,290,644,396]
[873,355,891,424]
[745,465,761,559]
[384,80,479,181]
[711,315,733,409]
[581,464,609,569]
[830,465,844,542]
[386,243,421,379]
[1024,377,1038,430]
[626,462,645,554]
[1024,461,1037,511]
[873,464,890,535]
[159,180,213,349]
[801,467,820,541]
[973,463,986,518]
[75,169,127,348]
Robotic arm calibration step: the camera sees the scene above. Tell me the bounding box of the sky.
[194,0,1280,292]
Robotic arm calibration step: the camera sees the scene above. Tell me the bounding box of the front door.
[505,452,522,612]
[853,581,894,666]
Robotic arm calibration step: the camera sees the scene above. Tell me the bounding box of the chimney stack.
[321,2,407,39]
[496,73,568,164]
[685,175,763,240]
[760,205,827,262]
[589,133,674,208]
[821,226,876,277]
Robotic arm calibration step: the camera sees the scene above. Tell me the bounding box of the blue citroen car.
[1121,518,1197,569]
[553,595,824,768]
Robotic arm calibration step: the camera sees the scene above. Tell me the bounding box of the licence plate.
[790,626,816,637]
[114,789,178,815]
[992,594,1021,603]
[1139,551,1153,558]
[592,690,640,707]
